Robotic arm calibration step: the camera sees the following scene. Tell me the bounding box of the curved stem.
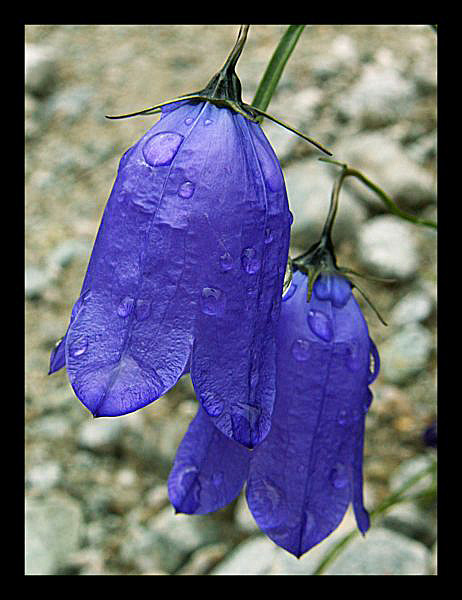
[320,158,437,230]
[222,25,250,73]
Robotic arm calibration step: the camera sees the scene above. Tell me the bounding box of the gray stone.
[336,63,416,128]
[380,323,433,384]
[78,416,125,451]
[284,158,366,247]
[210,536,278,575]
[390,289,433,326]
[323,527,431,575]
[25,265,53,299]
[25,44,57,97]
[25,494,83,574]
[389,455,435,497]
[120,505,219,573]
[381,500,436,547]
[356,215,419,280]
[27,461,61,491]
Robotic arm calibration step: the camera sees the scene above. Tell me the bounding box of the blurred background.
[25,24,436,575]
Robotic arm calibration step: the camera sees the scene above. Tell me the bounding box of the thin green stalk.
[251,25,306,116]
[320,158,437,230]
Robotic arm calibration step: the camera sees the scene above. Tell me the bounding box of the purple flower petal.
[64,102,207,416]
[168,405,250,514]
[190,105,291,448]
[246,271,379,557]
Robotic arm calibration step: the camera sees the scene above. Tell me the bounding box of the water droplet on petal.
[178,180,195,199]
[142,131,184,167]
[345,339,362,371]
[302,510,316,544]
[264,227,273,244]
[291,338,311,361]
[201,392,224,417]
[69,335,88,358]
[248,477,283,528]
[200,287,226,316]
[241,247,261,274]
[363,388,373,413]
[135,298,151,321]
[337,409,348,425]
[176,465,201,513]
[219,252,234,272]
[117,296,135,318]
[212,471,224,487]
[204,119,213,126]
[184,117,194,125]
[307,309,334,342]
[330,463,349,489]
[282,283,297,302]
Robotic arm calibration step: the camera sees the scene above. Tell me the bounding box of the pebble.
[78,416,125,451]
[323,527,431,575]
[380,323,433,384]
[390,289,433,325]
[25,494,83,574]
[356,215,419,280]
[336,62,416,128]
[25,43,58,97]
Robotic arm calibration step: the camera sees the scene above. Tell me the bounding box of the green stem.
[320,158,437,230]
[251,25,306,117]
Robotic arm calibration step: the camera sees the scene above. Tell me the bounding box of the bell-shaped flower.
[167,271,380,557]
[49,26,313,448]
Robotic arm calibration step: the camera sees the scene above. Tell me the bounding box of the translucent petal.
[168,405,250,515]
[247,271,377,557]
[190,104,291,448]
[64,102,205,416]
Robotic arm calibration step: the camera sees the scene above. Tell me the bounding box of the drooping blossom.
[49,26,294,448]
[168,270,380,557]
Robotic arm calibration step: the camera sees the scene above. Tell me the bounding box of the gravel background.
[25,24,437,575]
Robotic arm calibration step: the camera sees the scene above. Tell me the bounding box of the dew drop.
[291,338,311,362]
[135,298,151,322]
[212,471,224,487]
[176,465,201,513]
[329,463,349,489]
[178,180,195,199]
[249,477,283,528]
[201,391,224,417]
[337,409,348,426]
[264,227,273,244]
[282,282,297,302]
[219,252,234,272]
[204,119,213,126]
[142,131,184,167]
[117,296,135,318]
[69,335,88,358]
[307,309,334,342]
[241,247,261,274]
[184,117,194,125]
[200,287,226,316]
[345,339,362,372]
[301,510,316,545]
[363,388,373,413]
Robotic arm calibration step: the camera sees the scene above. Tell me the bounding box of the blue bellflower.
[168,166,381,557]
[168,271,380,557]
[49,27,298,449]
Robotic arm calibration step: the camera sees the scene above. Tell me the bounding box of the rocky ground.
[25,25,437,575]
